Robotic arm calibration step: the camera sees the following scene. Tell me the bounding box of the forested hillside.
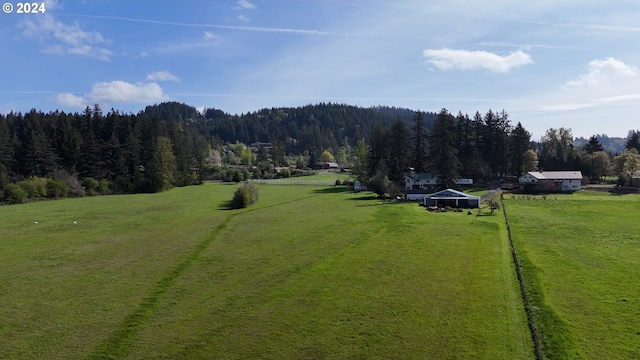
[0,102,427,197]
[2,101,639,203]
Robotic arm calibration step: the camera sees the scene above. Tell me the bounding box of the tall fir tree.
[584,135,604,153]
[385,117,410,185]
[509,122,531,176]
[367,124,388,177]
[410,111,428,173]
[147,136,176,192]
[625,130,640,152]
[427,109,461,190]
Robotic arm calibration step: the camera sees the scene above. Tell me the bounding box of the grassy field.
[505,191,640,359]
[0,183,531,359]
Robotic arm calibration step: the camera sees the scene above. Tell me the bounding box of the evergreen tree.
[24,121,58,177]
[147,136,176,192]
[385,117,410,185]
[269,135,286,168]
[427,109,461,190]
[584,135,604,153]
[482,109,511,177]
[510,122,531,176]
[307,151,319,169]
[625,130,640,152]
[367,124,388,177]
[410,111,428,173]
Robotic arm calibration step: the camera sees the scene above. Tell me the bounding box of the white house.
[404,174,474,201]
[519,171,582,192]
[404,174,437,200]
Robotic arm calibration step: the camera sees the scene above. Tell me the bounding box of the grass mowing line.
[501,196,543,360]
[89,189,328,359]
[89,215,235,360]
[502,196,581,360]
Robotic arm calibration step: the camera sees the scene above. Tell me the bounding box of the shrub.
[50,170,84,197]
[231,181,259,209]
[3,183,28,204]
[64,174,86,197]
[484,194,501,214]
[334,179,343,186]
[279,168,291,178]
[46,179,69,198]
[231,169,243,183]
[82,177,99,196]
[97,179,110,195]
[19,177,48,198]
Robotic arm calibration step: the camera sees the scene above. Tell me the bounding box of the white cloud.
[42,0,62,11]
[238,15,250,22]
[146,71,180,82]
[88,81,169,103]
[56,93,86,108]
[203,31,217,40]
[19,14,112,61]
[55,81,169,108]
[566,57,638,87]
[235,0,255,10]
[423,48,533,73]
[537,58,640,115]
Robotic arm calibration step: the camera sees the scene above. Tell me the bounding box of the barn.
[424,188,480,208]
[519,171,582,192]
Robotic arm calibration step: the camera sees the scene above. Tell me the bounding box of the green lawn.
[505,191,640,359]
[0,184,530,359]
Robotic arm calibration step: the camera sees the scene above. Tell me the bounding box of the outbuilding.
[519,171,582,192]
[424,188,480,208]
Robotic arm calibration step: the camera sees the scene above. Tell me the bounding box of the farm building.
[323,162,339,170]
[424,188,480,208]
[405,174,474,201]
[519,171,582,192]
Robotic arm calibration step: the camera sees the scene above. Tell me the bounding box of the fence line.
[501,194,544,360]
[248,179,336,186]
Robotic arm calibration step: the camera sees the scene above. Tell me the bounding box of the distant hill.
[140,102,632,155]
[142,102,432,153]
[573,134,627,154]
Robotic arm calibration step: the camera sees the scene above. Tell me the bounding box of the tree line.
[353,108,534,193]
[0,105,209,198]
[355,108,640,195]
[2,101,639,203]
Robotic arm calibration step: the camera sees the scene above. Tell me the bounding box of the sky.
[2,0,640,140]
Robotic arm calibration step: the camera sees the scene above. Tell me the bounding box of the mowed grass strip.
[125,187,531,359]
[0,184,239,359]
[505,192,640,359]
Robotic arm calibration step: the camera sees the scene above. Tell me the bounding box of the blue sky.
[2,0,640,139]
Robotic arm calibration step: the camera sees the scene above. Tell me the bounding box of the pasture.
[0,183,530,359]
[505,191,640,359]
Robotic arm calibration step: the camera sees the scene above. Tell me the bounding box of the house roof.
[405,173,435,180]
[426,188,480,199]
[523,171,582,180]
[324,162,339,167]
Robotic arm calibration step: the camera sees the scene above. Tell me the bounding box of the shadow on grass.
[217,200,235,210]
[311,187,352,194]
